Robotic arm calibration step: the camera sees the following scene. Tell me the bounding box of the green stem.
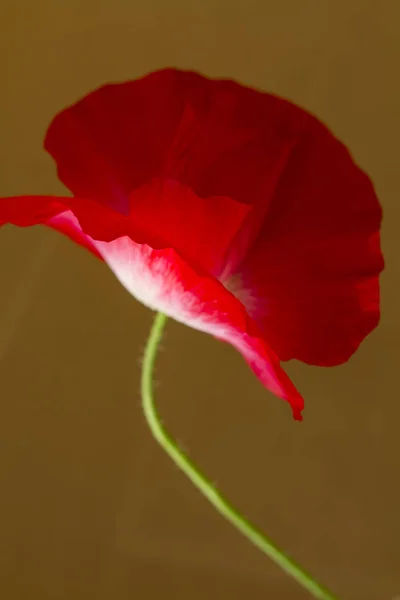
[141,311,340,600]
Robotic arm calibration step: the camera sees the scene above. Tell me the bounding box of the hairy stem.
[140,311,340,600]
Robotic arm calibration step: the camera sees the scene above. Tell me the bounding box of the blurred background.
[0,1,399,598]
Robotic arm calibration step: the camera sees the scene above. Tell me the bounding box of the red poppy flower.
[0,68,383,420]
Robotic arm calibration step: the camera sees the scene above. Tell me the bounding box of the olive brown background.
[0,1,399,599]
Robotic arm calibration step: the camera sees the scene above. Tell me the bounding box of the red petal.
[0,191,250,277]
[0,193,303,418]
[44,69,310,274]
[89,236,304,420]
[0,195,102,258]
[0,195,130,250]
[44,69,308,206]
[227,118,383,366]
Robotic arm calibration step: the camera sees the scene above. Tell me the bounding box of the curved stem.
[141,311,340,600]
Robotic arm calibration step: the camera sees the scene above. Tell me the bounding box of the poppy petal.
[0,195,131,244]
[226,118,383,366]
[0,191,250,278]
[0,194,303,418]
[89,236,304,419]
[44,68,310,275]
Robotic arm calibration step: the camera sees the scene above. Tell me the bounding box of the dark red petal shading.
[44,69,310,274]
[230,118,383,366]
[44,69,309,207]
[89,236,304,420]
